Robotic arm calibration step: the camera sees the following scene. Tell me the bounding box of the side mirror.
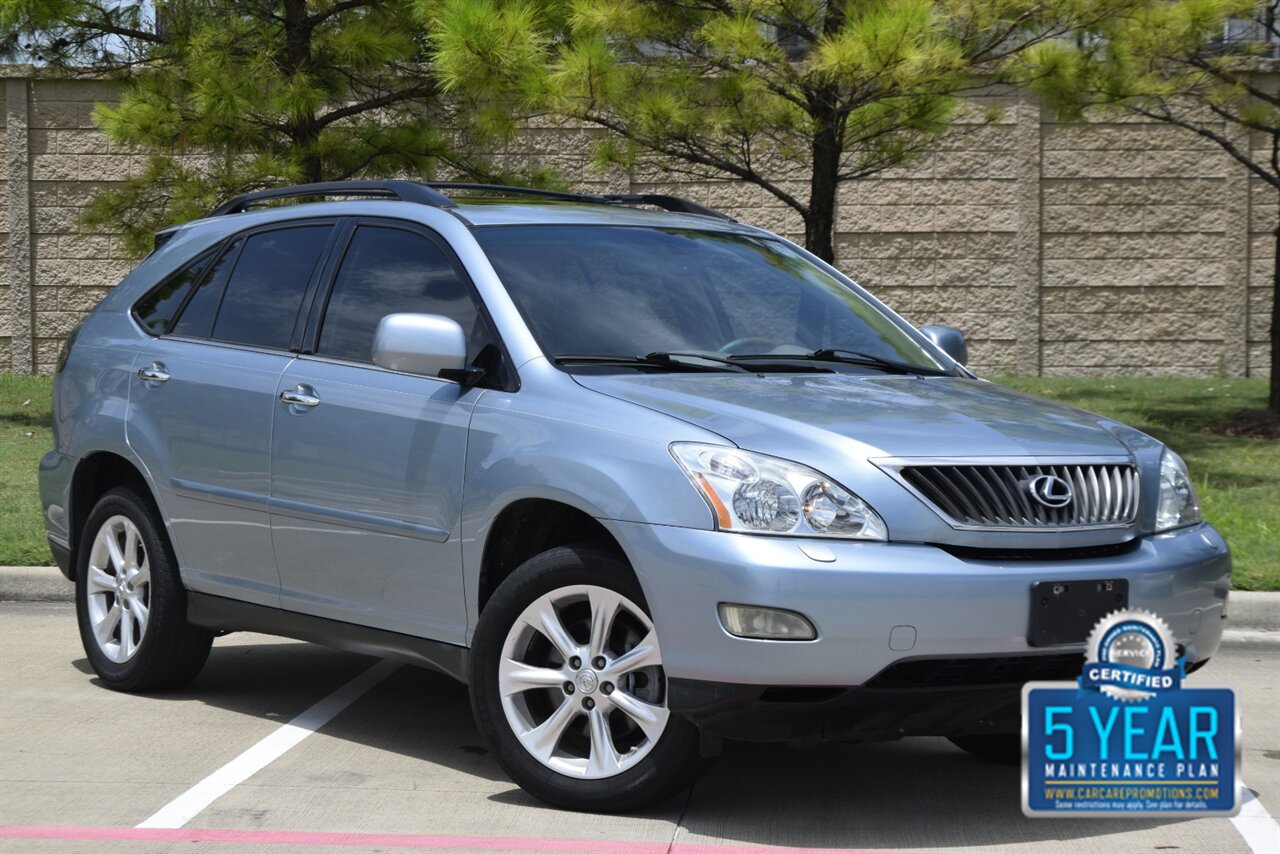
[372,313,470,380]
[920,325,968,366]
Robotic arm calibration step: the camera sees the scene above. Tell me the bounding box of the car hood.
[573,373,1132,460]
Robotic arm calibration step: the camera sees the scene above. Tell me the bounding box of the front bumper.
[608,520,1230,736]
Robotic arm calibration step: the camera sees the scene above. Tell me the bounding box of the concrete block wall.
[1,70,1273,378]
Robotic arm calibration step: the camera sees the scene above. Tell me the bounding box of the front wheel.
[469,544,708,811]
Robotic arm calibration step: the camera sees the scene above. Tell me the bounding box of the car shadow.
[77,639,507,784]
[76,639,1199,849]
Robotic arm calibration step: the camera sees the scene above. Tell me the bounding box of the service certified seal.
[1081,609,1181,702]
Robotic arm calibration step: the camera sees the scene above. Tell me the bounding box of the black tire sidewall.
[469,544,705,812]
[75,486,204,691]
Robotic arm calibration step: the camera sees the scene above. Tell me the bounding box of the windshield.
[474,225,947,373]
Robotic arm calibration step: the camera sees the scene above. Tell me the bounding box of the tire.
[948,733,1022,765]
[75,486,213,692]
[469,543,708,812]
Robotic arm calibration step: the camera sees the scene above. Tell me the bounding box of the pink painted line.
[0,825,896,853]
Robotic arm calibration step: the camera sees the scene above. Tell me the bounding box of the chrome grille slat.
[893,461,1139,531]
[923,470,967,521]
[1102,465,1115,521]
[988,468,1024,525]
[965,467,1007,525]
[1125,467,1139,521]
[1086,467,1101,524]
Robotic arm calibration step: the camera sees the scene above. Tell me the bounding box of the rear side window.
[210,225,332,349]
[170,238,241,339]
[317,226,484,363]
[133,250,216,334]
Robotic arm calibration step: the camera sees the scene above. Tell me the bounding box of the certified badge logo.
[1082,609,1180,701]
[1022,608,1240,817]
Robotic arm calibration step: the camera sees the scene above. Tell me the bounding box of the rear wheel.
[470,544,707,811]
[76,487,213,691]
[948,733,1021,765]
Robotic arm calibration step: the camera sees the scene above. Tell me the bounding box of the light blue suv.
[39,181,1230,811]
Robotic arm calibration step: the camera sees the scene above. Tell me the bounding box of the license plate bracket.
[1029,579,1128,647]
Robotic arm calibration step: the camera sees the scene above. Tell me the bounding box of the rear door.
[127,222,336,606]
[270,220,496,642]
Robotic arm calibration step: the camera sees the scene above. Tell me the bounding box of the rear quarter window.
[170,238,242,339]
[132,250,217,334]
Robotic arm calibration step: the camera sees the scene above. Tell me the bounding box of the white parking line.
[136,660,400,829]
[1232,786,1280,854]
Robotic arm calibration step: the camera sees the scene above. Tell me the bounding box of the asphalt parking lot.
[1,601,1277,853]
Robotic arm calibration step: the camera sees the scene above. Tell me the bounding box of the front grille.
[895,461,1139,530]
[866,653,1084,689]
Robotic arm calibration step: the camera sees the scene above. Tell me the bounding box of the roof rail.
[605,194,731,220]
[209,180,455,216]
[208,179,731,221]
[426,182,732,221]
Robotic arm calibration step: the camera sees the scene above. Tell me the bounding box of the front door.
[270,221,495,642]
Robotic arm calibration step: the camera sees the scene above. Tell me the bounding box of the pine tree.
[428,0,1126,264]
[1026,0,1279,412]
[2,1,539,256]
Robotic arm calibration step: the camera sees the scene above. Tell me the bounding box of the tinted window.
[317,226,484,363]
[134,250,216,334]
[170,239,241,339]
[211,226,332,349]
[475,226,943,371]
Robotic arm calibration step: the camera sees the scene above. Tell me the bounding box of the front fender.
[459,380,725,631]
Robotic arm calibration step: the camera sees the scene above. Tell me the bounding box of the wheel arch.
[68,451,161,568]
[476,497,631,617]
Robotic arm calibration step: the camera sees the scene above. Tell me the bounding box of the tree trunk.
[802,6,847,265]
[805,92,841,264]
[1271,217,1278,413]
[282,0,323,183]
[804,192,836,263]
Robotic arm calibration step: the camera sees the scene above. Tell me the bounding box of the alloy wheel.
[85,515,151,663]
[498,584,670,779]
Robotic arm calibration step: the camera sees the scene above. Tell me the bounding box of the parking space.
[2,601,1277,853]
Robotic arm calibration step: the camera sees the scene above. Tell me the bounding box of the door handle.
[280,387,321,408]
[137,363,170,383]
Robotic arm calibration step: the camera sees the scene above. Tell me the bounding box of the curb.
[2,566,1277,631]
[1,566,73,602]
[1227,591,1280,634]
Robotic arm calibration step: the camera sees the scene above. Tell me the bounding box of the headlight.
[1155,449,1201,532]
[670,442,887,540]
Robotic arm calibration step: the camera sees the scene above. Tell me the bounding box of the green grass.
[2,373,1276,589]
[995,377,1277,591]
[1,374,56,566]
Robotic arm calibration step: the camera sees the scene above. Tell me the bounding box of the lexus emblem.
[1028,474,1073,508]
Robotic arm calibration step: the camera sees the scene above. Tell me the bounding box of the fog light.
[717,603,817,640]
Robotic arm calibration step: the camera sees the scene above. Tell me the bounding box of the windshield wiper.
[729,348,951,376]
[554,352,749,373]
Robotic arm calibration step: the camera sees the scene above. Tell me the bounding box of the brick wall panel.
[1247,344,1271,376]
[1041,285,1222,314]
[1247,289,1271,341]
[1042,312,1223,341]
[1043,233,1221,260]
[0,74,1271,377]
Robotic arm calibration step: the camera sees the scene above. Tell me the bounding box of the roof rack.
[209,180,455,216]
[208,179,730,221]
[425,182,733,220]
